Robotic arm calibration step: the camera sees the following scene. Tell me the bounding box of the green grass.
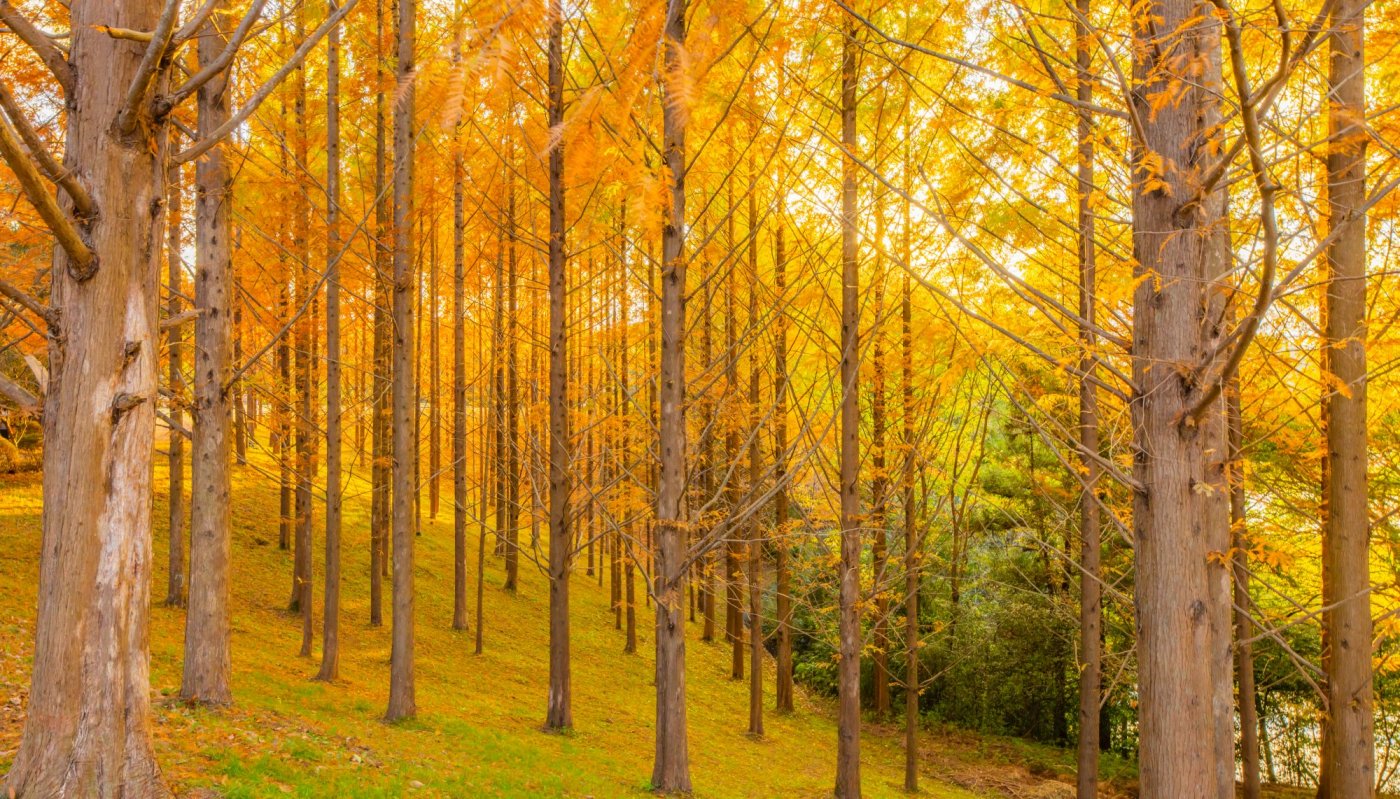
[0,445,995,797]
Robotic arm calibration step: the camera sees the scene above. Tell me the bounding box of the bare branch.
[0,80,93,217]
[174,0,361,165]
[166,0,268,110]
[117,0,181,134]
[0,0,73,94]
[0,371,40,414]
[0,113,94,275]
[0,278,55,327]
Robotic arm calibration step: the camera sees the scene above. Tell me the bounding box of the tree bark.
[1231,380,1261,799]
[452,131,469,632]
[1074,1,1101,791]
[369,0,390,628]
[835,13,862,798]
[182,12,235,704]
[1320,0,1374,793]
[165,162,187,609]
[651,0,691,789]
[317,0,344,681]
[386,0,417,722]
[2,1,171,793]
[544,0,572,730]
[773,208,793,715]
[1129,0,1229,793]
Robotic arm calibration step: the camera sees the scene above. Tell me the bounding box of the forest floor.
[0,447,1276,797]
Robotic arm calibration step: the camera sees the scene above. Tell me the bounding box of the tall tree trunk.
[901,164,919,791]
[166,162,187,609]
[773,207,793,715]
[290,1,314,661]
[1129,0,1228,793]
[651,0,691,789]
[318,1,344,681]
[1074,0,1102,791]
[1320,0,1374,792]
[504,167,520,591]
[747,179,763,736]
[386,0,417,722]
[2,1,170,792]
[724,196,743,682]
[870,230,889,719]
[182,14,235,704]
[545,0,572,729]
[835,13,862,797]
[452,133,469,632]
[369,0,390,627]
[1231,379,1261,799]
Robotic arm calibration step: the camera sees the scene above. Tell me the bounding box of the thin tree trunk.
[901,165,919,791]
[1231,379,1261,799]
[1074,1,1102,791]
[182,14,235,704]
[165,162,187,609]
[773,207,793,715]
[452,131,469,632]
[2,1,170,792]
[835,14,862,797]
[369,0,389,626]
[317,2,343,682]
[232,266,248,466]
[651,0,691,789]
[746,154,764,737]
[386,0,417,722]
[504,167,520,592]
[1320,0,1374,793]
[544,0,572,729]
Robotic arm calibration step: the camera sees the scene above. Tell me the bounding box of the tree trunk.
[317,1,344,682]
[651,0,691,789]
[901,194,919,791]
[747,180,763,736]
[1320,0,1374,792]
[504,167,520,592]
[452,134,469,632]
[773,209,793,715]
[369,0,390,627]
[182,14,235,704]
[835,14,862,797]
[386,0,417,722]
[2,1,170,793]
[1231,381,1261,799]
[544,0,572,729]
[165,162,187,609]
[1129,0,1229,793]
[1074,1,1101,791]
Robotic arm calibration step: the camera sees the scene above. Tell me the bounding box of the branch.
[0,113,95,277]
[1187,0,1280,425]
[0,278,55,327]
[174,0,361,165]
[117,0,181,134]
[165,0,268,110]
[0,372,39,414]
[158,308,202,331]
[0,80,93,217]
[0,0,73,94]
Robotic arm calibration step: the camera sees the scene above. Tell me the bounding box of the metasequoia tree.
[0,0,352,790]
[545,0,573,731]
[650,0,691,788]
[387,0,418,722]
[834,6,862,797]
[1318,0,1374,793]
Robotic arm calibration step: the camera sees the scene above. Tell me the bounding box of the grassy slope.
[0,448,993,798]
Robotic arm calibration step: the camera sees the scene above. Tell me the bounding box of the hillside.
[0,451,1028,798]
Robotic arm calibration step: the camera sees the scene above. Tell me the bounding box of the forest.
[0,0,1397,796]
